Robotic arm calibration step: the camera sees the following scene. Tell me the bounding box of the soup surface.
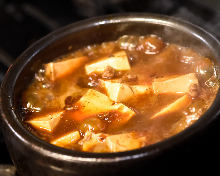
[22,35,219,152]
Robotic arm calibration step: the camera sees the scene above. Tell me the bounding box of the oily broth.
[22,35,219,152]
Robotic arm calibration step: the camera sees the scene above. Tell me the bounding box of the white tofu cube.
[51,131,80,147]
[130,85,150,95]
[80,131,109,152]
[85,51,130,75]
[80,131,146,153]
[151,95,192,119]
[71,89,135,123]
[100,80,150,102]
[106,133,146,152]
[76,89,114,114]
[152,73,198,94]
[26,111,64,132]
[45,56,88,81]
[110,103,136,128]
[101,80,133,102]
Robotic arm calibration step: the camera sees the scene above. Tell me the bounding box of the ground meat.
[120,74,138,83]
[137,35,164,55]
[117,35,139,51]
[189,84,200,98]
[65,96,75,106]
[77,76,89,88]
[77,73,99,88]
[97,111,118,124]
[115,71,123,77]
[88,73,99,87]
[102,66,116,79]
[127,52,139,65]
[64,95,81,110]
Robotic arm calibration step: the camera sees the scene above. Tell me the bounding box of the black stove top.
[0,0,220,174]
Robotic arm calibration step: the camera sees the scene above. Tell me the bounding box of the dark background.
[0,0,219,174]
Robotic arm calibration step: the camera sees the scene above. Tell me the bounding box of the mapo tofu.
[22,35,219,153]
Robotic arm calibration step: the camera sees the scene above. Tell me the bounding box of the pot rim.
[1,13,220,164]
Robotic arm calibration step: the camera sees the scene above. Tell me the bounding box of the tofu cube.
[45,56,88,81]
[26,111,64,132]
[81,131,146,153]
[76,89,114,114]
[101,80,150,102]
[130,85,150,95]
[106,133,146,152]
[85,51,130,75]
[101,80,133,102]
[110,103,136,128]
[80,131,109,152]
[151,95,192,119]
[152,73,198,94]
[71,89,135,123]
[51,131,80,147]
